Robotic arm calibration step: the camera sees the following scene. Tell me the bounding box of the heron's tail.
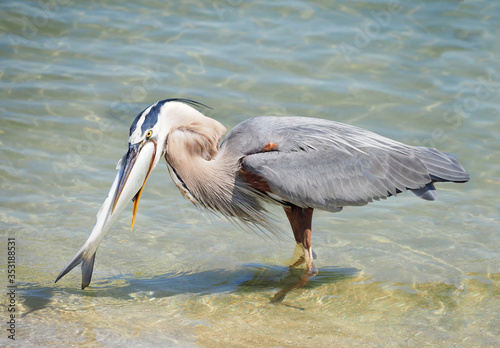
[55,245,97,290]
[410,147,469,201]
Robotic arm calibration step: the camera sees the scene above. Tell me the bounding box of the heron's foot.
[288,245,317,269]
[309,261,319,276]
[303,246,318,276]
[287,257,318,274]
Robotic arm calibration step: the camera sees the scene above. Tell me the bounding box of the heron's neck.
[165,148,274,229]
[166,149,239,209]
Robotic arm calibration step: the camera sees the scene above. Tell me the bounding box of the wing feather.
[223,116,468,212]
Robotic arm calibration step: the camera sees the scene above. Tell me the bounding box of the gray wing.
[222,116,469,212]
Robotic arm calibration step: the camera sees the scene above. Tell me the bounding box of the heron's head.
[111,98,225,229]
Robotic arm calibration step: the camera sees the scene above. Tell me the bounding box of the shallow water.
[1,0,499,346]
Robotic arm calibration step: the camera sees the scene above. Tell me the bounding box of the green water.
[1,0,499,346]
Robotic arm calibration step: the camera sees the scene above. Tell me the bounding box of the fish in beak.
[55,140,156,289]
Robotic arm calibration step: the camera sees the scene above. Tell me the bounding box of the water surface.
[1,0,499,346]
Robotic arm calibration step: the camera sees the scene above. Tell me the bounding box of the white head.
[112,99,226,228]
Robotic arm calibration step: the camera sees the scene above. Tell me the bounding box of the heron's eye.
[146,130,153,139]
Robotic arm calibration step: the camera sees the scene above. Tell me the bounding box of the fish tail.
[55,244,97,289]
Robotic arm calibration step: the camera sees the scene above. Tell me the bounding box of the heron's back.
[221,116,469,212]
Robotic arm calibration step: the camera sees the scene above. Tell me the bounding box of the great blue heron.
[55,98,469,290]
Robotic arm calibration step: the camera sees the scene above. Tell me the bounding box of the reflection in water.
[191,273,499,347]
[40,264,361,301]
[19,271,498,346]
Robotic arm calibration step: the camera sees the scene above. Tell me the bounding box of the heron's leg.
[283,206,317,274]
